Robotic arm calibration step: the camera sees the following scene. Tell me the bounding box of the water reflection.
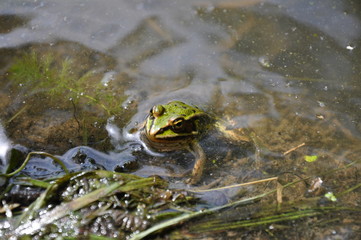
[0,14,30,34]
[0,0,361,238]
[0,0,359,181]
[0,0,359,171]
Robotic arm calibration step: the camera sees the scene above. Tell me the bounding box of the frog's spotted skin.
[140,101,212,184]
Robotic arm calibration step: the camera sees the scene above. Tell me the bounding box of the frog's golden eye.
[151,105,165,118]
[172,118,185,131]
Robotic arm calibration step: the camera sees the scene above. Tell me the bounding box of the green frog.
[140,101,250,184]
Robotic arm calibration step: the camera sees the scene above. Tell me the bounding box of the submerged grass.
[1,152,360,239]
[14,181,124,235]
[6,50,128,147]
[131,159,361,239]
[190,206,361,233]
[8,50,126,116]
[1,170,176,238]
[0,151,69,178]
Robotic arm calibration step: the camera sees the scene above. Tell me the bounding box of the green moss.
[6,50,127,146]
[8,51,125,117]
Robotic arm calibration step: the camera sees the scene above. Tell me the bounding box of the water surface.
[0,0,360,239]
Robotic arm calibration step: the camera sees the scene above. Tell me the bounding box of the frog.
[140,100,251,184]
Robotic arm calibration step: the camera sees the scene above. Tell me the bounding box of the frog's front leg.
[186,141,206,184]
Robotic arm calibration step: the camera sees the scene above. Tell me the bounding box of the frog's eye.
[172,118,185,131]
[151,105,165,118]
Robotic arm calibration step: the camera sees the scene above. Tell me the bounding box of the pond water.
[0,0,360,239]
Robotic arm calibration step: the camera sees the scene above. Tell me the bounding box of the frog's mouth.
[152,131,199,141]
[141,129,199,152]
[147,127,199,142]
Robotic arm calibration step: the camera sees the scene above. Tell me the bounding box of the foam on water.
[0,123,11,165]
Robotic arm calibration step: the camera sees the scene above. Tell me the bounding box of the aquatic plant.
[8,51,126,117]
[0,168,194,239]
[1,150,360,239]
[6,50,128,146]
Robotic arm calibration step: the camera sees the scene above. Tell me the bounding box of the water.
[0,0,360,239]
[0,124,11,165]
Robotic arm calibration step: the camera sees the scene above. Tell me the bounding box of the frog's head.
[142,101,210,151]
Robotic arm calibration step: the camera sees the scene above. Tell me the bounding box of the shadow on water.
[0,0,361,239]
